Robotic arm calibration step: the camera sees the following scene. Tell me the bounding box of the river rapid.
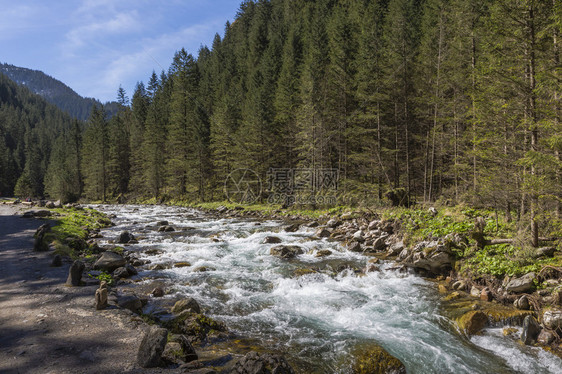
[95,204,562,374]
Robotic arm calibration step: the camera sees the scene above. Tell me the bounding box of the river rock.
[513,295,530,310]
[172,298,201,314]
[444,233,469,249]
[307,221,319,228]
[457,310,488,336]
[65,260,85,286]
[163,334,198,363]
[284,223,300,232]
[118,295,142,313]
[452,280,467,291]
[542,309,562,330]
[262,236,282,244]
[229,351,294,374]
[315,228,331,238]
[118,231,134,244]
[173,262,191,268]
[373,237,387,252]
[506,272,536,293]
[315,249,332,258]
[33,223,51,251]
[50,254,62,267]
[152,287,165,297]
[156,220,169,226]
[348,242,362,253]
[113,267,130,279]
[125,263,138,275]
[137,326,168,368]
[326,219,341,228]
[158,225,175,232]
[368,220,381,230]
[470,286,481,298]
[270,245,303,259]
[387,241,404,256]
[45,201,55,209]
[352,344,406,374]
[94,251,126,272]
[404,242,453,274]
[537,330,556,345]
[352,230,365,242]
[520,315,541,345]
[33,210,51,217]
[95,281,108,310]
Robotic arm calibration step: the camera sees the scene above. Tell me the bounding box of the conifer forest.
[1,0,561,239]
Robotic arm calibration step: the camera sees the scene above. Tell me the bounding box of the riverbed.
[95,204,562,373]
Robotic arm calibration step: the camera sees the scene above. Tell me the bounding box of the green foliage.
[51,208,111,240]
[89,271,114,286]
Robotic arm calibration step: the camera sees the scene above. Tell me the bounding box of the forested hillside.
[2,0,561,245]
[0,73,78,197]
[0,63,119,120]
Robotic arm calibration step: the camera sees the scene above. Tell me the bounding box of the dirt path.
[0,204,160,374]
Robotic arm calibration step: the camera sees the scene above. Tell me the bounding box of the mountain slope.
[0,63,118,120]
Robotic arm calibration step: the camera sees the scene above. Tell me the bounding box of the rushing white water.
[95,204,562,373]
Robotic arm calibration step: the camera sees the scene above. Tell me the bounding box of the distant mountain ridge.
[0,63,119,120]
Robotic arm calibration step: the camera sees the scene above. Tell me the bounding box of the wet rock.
[537,330,555,345]
[542,309,562,330]
[118,295,142,313]
[158,225,175,232]
[152,287,165,297]
[315,249,332,258]
[404,241,453,274]
[506,272,536,293]
[457,310,488,336]
[33,210,51,217]
[33,223,51,251]
[45,201,55,209]
[118,231,134,244]
[150,263,169,271]
[307,221,319,228]
[125,263,138,275]
[520,315,541,345]
[173,262,191,268]
[94,251,127,272]
[22,211,35,218]
[156,220,169,226]
[262,236,282,244]
[348,242,362,253]
[270,245,303,259]
[284,223,300,232]
[95,281,108,310]
[113,267,130,279]
[172,298,201,314]
[351,344,406,374]
[315,228,331,238]
[513,295,530,310]
[229,351,294,374]
[137,326,168,368]
[50,254,62,267]
[66,260,85,286]
[194,266,215,272]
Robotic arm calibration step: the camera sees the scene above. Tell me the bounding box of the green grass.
[50,207,112,240]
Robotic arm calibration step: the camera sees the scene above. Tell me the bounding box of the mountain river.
[94,204,562,373]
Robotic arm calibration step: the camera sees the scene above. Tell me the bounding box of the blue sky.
[0,0,242,102]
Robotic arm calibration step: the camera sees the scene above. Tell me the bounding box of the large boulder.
[543,309,562,330]
[118,295,142,313]
[172,298,201,314]
[137,326,168,368]
[163,334,198,364]
[229,351,294,374]
[118,231,134,244]
[352,344,406,374]
[506,272,536,293]
[456,311,488,336]
[520,315,541,345]
[94,251,126,272]
[270,245,303,259]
